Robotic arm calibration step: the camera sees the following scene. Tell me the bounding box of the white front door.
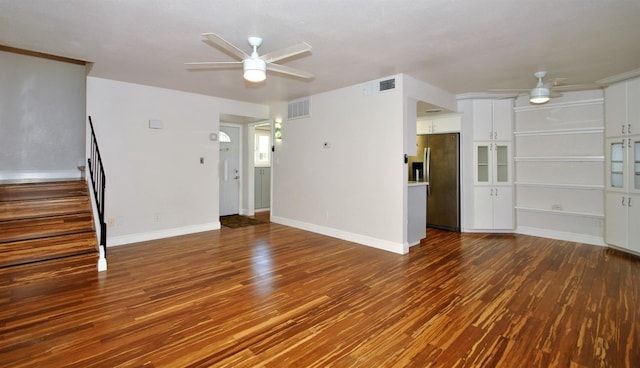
[219,125,240,216]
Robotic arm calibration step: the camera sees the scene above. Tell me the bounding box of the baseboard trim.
[271,215,407,254]
[108,222,221,247]
[515,226,605,246]
[0,170,82,181]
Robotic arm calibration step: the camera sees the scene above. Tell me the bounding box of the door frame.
[246,119,273,215]
[219,123,244,216]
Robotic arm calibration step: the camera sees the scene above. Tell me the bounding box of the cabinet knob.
[622,124,626,134]
[622,196,626,206]
[629,124,632,134]
[490,188,493,196]
[495,188,499,196]
[629,197,633,207]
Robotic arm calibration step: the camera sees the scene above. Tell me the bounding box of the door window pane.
[495,145,508,182]
[477,145,489,182]
[610,142,624,188]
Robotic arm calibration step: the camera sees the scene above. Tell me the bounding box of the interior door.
[219,125,240,216]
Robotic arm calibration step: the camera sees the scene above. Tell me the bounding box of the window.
[219,131,231,143]
[255,131,270,166]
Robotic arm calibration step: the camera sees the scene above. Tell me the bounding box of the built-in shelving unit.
[513,92,605,245]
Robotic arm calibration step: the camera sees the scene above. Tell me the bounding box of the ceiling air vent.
[379,78,396,91]
[287,97,311,120]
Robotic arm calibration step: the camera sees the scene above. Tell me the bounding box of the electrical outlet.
[107,218,115,227]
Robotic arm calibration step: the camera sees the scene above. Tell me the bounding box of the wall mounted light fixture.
[274,119,282,140]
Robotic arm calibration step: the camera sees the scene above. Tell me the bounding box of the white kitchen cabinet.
[605,192,640,254]
[473,186,513,230]
[605,77,640,137]
[604,76,640,255]
[472,99,513,141]
[416,114,461,134]
[474,142,512,185]
[254,167,271,209]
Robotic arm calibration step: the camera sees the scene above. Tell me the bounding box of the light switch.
[149,119,163,129]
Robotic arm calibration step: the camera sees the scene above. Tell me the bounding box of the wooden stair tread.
[0,196,91,221]
[0,212,95,243]
[0,252,97,287]
[0,180,88,202]
[0,232,97,268]
[0,179,99,272]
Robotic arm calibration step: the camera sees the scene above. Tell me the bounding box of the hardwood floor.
[1,219,638,367]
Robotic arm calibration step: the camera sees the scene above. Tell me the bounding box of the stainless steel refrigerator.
[417,133,460,231]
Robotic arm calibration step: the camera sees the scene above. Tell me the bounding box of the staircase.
[0,180,98,280]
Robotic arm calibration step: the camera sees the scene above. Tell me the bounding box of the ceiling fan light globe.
[529,86,550,104]
[243,58,266,82]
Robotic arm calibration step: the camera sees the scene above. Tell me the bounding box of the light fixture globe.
[529,86,550,104]
[243,58,266,82]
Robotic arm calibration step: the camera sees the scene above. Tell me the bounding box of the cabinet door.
[627,78,640,135]
[605,138,627,192]
[472,100,493,140]
[432,116,461,134]
[627,193,640,254]
[262,167,271,208]
[605,82,627,136]
[493,186,513,229]
[473,187,494,229]
[254,167,263,208]
[493,143,511,184]
[491,99,513,140]
[631,137,640,193]
[474,143,492,184]
[605,192,628,248]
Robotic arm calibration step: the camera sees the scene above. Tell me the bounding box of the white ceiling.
[1,0,639,106]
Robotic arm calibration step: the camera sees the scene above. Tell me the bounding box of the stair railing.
[87,116,107,271]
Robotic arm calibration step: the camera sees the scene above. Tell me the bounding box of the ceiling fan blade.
[267,63,314,79]
[202,33,248,60]
[552,83,602,91]
[488,88,530,92]
[184,61,243,69]
[261,42,312,64]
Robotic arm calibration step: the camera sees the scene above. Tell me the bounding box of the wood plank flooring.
[1,218,639,367]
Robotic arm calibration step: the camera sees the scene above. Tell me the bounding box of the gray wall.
[0,50,86,180]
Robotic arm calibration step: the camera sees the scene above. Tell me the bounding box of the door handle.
[622,196,626,206]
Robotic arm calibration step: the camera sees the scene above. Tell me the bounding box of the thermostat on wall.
[149,119,163,129]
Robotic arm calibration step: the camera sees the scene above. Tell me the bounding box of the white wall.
[270,75,406,253]
[269,74,456,254]
[0,50,86,180]
[86,77,268,246]
[513,90,605,245]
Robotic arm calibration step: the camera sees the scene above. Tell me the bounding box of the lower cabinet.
[473,186,513,230]
[605,192,640,254]
[254,167,271,209]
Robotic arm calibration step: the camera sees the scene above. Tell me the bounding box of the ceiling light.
[243,58,266,83]
[529,71,550,104]
[529,86,550,104]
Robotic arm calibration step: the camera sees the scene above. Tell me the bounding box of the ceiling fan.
[185,33,313,83]
[490,71,599,104]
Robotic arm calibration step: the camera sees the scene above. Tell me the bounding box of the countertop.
[408,181,429,187]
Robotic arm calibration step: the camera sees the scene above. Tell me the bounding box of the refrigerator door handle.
[426,147,431,196]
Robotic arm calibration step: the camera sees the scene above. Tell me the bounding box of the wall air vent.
[287,97,311,120]
[379,78,396,91]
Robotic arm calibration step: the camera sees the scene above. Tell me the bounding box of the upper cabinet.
[472,99,513,141]
[605,77,640,137]
[416,114,461,134]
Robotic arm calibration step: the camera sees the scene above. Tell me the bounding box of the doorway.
[219,125,240,216]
